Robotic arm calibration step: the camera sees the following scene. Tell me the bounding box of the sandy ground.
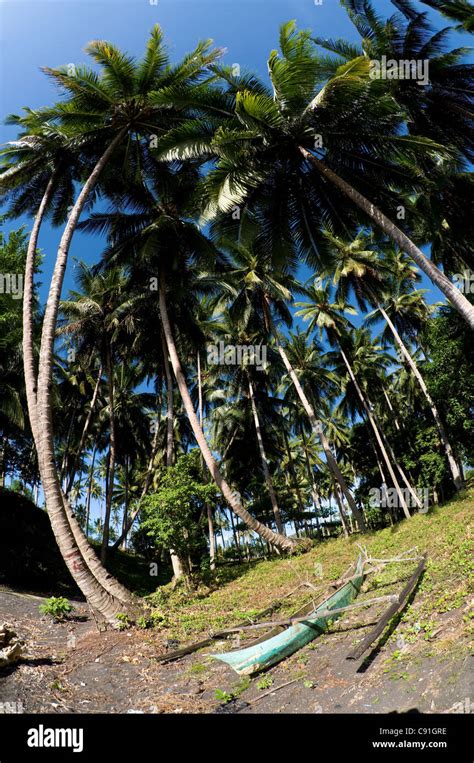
[0,583,471,715]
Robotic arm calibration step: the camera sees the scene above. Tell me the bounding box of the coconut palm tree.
[368,284,464,489]
[214,235,366,531]
[1,26,224,621]
[156,21,474,326]
[296,286,417,519]
[83,158,296,552]
[336,0,474,160]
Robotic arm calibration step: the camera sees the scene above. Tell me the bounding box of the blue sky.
[1,0,470,529]
[1,0,460,304]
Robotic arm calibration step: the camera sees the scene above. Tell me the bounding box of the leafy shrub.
[39,597,74,621]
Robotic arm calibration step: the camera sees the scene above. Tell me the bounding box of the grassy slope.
[148,483,473,655]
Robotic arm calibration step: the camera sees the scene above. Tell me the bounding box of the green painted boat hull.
[211,555,365,675]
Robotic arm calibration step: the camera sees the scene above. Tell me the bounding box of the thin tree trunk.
[60,404,79,487]
[85,442,97,539]
[66,364,103,496]
[33,129,135,621]
[370,401,424,511]
[275,341,366,532]
[158,274,296,552]
[248,377,285,534]
[101,346,116,563]
[380,307,463,490]
[382,387,400,431]
[197,351,216,571]
[283,429,306,522]
[300,427,322,536]
[338,346,411,520]
[22,170,58,439]
[228,508,242,560]
[299,148,474,328]
[120,455,129,551]
[333,484,349,538]
[162,332,174,468]
[111,392,161,550]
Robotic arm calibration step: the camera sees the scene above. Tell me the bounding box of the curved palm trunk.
[380,307,463,490]
[248,377,285,534]
[23,169,135,610]
[34,130,136,621]
[23,170,58,438]
[299,148,474,329]
[66,364,103,496]
[158,275,296,552]
[101,346,116,563]
[338,346,411,520]
[275,341,366,532]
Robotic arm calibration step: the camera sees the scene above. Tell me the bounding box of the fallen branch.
[346,553,427,661]
[245,678,300,706]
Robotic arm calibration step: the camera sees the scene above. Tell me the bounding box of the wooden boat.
[211,554,366,675]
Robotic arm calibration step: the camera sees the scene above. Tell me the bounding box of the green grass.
[146,483,473,653]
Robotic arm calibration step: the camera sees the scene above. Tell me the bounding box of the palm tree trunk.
[33,129,135,621]
[23,170,58,439]
[101,345,116,563]
[300,429,322,536]
[338,345,411,520]
[283,429,306,523]
[60,404,79,487]
[111,393,162,551]
[247,377,285,534]
[85,442,97,539]
[228,508,242,560]
[334,484,350,538]
[369,399,424,511]
[158,274,296,552]
[299,148,474,328]
[380,306,463,490]
[162,332,174,467]
[197,351,216,571]
[120,456,129,551]
[275,340,366,532]
[382,387,400,431]
[66,364,103,496]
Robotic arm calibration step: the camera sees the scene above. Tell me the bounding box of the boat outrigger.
[211,553,366,675]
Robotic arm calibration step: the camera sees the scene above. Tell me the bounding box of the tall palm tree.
[1,27,224,621]
[157,21,474,325]
[296,287,415,519]
[86,155,297,552]
[215,235,366,531]
[367,283,463,489]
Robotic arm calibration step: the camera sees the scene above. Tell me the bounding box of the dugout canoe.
[211,553,366,675]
